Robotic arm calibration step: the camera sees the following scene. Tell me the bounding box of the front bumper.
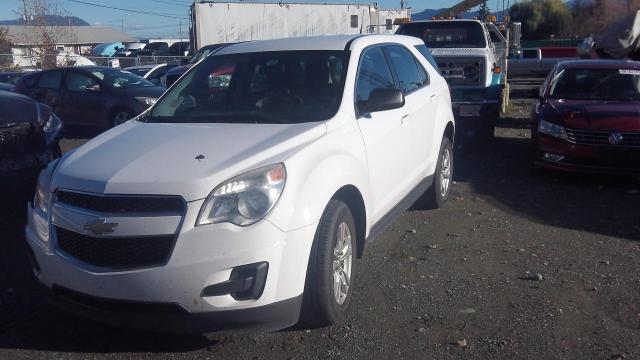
[451,85,502,118]
[534,134,640,175]
[26,199,318,332]
[0,148,57,182]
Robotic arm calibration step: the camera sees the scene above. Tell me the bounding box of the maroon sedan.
[531,60,640,175]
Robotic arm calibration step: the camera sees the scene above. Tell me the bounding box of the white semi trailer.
[190,1,410,49]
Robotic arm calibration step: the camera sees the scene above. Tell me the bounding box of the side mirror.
[365,88,405,113]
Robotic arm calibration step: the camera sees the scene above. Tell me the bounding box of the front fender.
[267,134,372,235]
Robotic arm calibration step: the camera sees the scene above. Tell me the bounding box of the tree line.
[509,0,640,40]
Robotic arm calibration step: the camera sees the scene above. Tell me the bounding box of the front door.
[354,46,415,222]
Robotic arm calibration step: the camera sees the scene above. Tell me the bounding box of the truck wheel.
[482,108,499,141]
[425,137,453,209]
[301,200,356,327]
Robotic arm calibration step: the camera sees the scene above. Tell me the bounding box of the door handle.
[400,114,410,124]
[428,94,437,103]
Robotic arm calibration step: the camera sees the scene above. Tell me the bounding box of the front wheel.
[425,137,454,209]
[301,200,356,327]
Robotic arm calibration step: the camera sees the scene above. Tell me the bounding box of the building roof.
[4,26,136,45]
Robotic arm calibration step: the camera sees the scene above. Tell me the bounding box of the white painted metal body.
[26,35,453,328]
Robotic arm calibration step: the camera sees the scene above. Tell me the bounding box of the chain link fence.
[0,54,186,71]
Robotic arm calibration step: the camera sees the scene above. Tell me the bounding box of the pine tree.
[479,1,491,21]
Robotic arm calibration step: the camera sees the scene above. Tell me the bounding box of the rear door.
[384,45,436,180]
[354,45,416,221]
[61,70,109,126]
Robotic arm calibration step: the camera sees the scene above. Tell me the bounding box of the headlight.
[32,159,58,242]
[196,163,286,227]
[538,119,568,140]
[42,112,63,146]
[136,97,158,106]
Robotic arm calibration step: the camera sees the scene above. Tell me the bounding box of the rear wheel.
[301,200,356,327]
[425,137,454,209]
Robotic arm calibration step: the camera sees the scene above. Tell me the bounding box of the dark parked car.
[162,43,230,87]
[15,66,165,128]
[532,60,640,175]
[169,41,190,56]
[137,42,170,57]
[0,72,24,85]
[0,90,62,181]
[124,63,179,87]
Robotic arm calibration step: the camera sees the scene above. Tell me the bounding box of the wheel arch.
[330,185,367,259]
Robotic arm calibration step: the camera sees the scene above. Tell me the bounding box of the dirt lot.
[1,78,639,359]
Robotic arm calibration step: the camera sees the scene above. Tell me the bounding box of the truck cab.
[397,19,505,138]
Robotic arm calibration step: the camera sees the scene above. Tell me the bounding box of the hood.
[51,121,327,201]
[429,48,490,57]
[0,91,37,127]
[545,99,640,131]
[114,86,165,98]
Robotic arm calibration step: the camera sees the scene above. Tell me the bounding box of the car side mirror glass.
[365,88,405,113]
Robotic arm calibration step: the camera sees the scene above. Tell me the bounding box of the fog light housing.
[201,262,269,300]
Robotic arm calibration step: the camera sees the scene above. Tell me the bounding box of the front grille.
[56,227,175,269]
[436,57,484,86]
[56,190,184,213]
[566,128,640,148]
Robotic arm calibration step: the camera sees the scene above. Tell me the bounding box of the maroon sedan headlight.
[538,119,568,140]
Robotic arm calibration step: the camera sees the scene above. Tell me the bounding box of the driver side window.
[66,72,101,92]
[355,47,396,115]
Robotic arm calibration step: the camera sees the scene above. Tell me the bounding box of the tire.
[110,109,133,128]
[301,200,356,327]
[425,137,454,209]
[481,107,499,142]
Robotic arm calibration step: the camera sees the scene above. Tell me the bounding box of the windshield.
[549,68,640,101]
[90,68,155,89]
[144,50,348,124]
[398,22,487,48]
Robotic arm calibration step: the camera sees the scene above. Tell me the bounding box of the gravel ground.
[1,78,639,359]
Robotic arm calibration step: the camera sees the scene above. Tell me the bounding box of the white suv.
[25,35,455,333]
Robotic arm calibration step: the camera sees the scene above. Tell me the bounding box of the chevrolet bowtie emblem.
[83,218,118,235]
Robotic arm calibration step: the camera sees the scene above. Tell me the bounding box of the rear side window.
[38,71,62,89]
[414,44,440,72]
[523,49,538,59]
[386,45,428,94]
[355,47,396,113]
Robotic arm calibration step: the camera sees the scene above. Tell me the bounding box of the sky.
[0,0,463,39]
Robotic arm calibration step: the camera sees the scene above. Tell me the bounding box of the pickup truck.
[508,47,578,77]
[397,19,506,139]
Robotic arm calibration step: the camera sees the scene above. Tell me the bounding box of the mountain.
[0,15,89,26]
[411,8,507,20]
[412,8,486,20]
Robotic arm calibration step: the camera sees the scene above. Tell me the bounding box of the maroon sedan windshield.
[549,68,640,101]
